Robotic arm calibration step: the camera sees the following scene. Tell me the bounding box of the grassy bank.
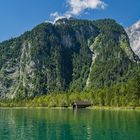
[0,106,140,111]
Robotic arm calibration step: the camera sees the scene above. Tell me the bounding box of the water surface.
[0,108,140,140]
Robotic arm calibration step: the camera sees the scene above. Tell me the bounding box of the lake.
[0,108,140,140]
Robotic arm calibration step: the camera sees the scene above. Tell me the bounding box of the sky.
[0,0,140,42]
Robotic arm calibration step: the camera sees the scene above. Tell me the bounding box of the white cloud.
[50,0,107,22]
[50,12,72,23]
[50,12,70,23]
[67,0,107,16]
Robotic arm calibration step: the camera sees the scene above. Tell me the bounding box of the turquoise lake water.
[0,109,140,140]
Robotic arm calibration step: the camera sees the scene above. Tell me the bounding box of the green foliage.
[0,18,139,99]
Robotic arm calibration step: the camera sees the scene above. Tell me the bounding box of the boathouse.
[72,101,92,109]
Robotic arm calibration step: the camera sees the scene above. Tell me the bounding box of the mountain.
[0,18,139,99]
[126,20,140,58]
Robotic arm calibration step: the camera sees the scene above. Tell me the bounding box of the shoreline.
[0,106,140,111]
[87,106,140,111]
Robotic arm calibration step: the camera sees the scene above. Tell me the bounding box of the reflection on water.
[0,109,140,140]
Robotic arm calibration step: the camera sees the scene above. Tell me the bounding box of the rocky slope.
[0,18,139,99]
[126,20,140,58]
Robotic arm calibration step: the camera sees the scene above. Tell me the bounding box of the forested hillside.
[0,18,139,99]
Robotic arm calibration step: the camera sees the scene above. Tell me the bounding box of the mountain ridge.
[0,18,139,99]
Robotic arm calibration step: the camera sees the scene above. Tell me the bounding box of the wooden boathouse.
[72,101,92,109]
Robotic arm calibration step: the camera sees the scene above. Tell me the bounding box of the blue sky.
[0,0,139,42]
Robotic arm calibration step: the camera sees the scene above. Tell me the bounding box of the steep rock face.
[85,19,139,88]
[126,20,140,58]
[0,18,139,98]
